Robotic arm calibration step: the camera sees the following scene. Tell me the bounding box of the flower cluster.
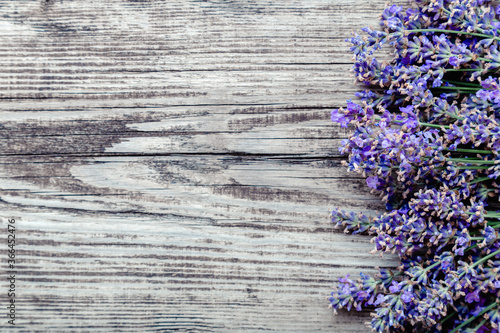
[329,1,500,332]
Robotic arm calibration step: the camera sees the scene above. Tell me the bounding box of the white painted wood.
[0,0,398,331]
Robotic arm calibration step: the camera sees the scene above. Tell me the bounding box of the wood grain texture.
[0,0,398,331]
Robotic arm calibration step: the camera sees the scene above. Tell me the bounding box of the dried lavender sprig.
[329,0,500,331]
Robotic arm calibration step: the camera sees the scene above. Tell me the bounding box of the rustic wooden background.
[0,0,398,331]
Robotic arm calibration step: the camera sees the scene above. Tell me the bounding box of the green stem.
[470,248,500,270]
[448,158,497,165]
[449,303,497,333]
[445,68,483,72]
[467,177,492,185]
[466,243,479,252]
[434,86,480,92]
[420,122,449,129]
[373,115,450,130]
[488,222,500,228]
[407,28,500,41]
[479,57,493,63]
[456,166,491,170]
[440,310,456,326]
[466,211,500,218]
[446,148,493,155]
[443,80,482,88]
[473,318,488,332]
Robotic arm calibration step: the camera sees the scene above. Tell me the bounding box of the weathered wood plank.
[0,0,398,331]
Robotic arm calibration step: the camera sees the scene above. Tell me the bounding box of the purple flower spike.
[329,1,500,332]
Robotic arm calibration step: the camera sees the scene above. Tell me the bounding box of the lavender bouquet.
[329,0,500,332]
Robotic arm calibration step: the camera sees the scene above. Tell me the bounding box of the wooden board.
[0,0,398,331]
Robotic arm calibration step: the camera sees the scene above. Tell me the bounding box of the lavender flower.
[329,1,500,332]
